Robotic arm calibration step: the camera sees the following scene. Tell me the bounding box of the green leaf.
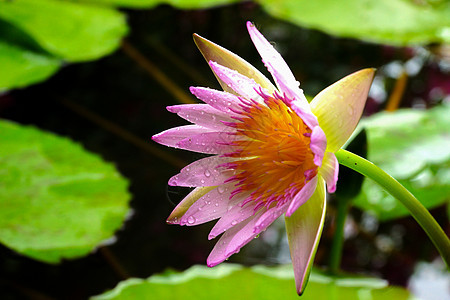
[0,120,131,263]
[0,0,128,62]
[353,104,450,221]
[258,0,450,45]
[64,0,238,9]
[92,264,414,299]
[0,41,61,91]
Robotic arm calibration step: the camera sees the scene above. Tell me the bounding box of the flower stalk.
[328,198,350,274]
[335,149,450,267]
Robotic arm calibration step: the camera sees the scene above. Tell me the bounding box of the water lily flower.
[153,22,374,294]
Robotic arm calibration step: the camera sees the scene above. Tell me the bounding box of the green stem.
[335,149,450,268]
[328,198,349,274]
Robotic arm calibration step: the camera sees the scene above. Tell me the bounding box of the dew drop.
[187,216,195,224]
[214,203,219,207]
[347,106,354,116]
[217,186,225,194]
[204,170,211,177]
[231,220,238,226]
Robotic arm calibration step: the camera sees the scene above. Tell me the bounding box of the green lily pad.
[0,41,61,91]
[0,120,131,263]
[92,264,413,299]
[68,0,238,9]
[258,0,450,45]
[0,0,128,62]
[353,104,450,221]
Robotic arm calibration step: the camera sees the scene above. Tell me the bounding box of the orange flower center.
[224,94,317,208]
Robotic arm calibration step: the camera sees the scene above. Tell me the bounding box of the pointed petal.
[208,193,255,239]
[207,216,255,267]
[286,176,319,217]
[207,210,266,267]
[152,125,212,148]
[176,132,245,154]
[310,126,327,167]
[285,177,326,295]
[310,68,375,153]
[247,22,306,103]
[253,202,288,233]
[246,22,318,128]
[193,33,276,94]
[169,156,235,187]
[167,104,234,131]
[285,96,318,129]
[189,87,242,115]
[167,186,216,224]
[319,152,339,193]
[179,184,240,226]
[209,61,264,102]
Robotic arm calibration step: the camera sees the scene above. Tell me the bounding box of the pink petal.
[176,132,245,154]
[207,210,265,267]
[167,104,234,131]
[286,175,318,217]
[246,22,318,128]
[169,156,236,187]
[179,183,240,226]
[310,126,327,167]
[285,97,319,130]
[193,33,276,94]
[208,192,255,239]
[209,61,264,102]
[207,204,286,267]
[253,203,289,233]
[190,87,243,115]
[285,177,326,295]
[152,125,212,148]
[318,152,339,193]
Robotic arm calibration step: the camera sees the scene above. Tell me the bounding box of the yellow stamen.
[229,95,317,206]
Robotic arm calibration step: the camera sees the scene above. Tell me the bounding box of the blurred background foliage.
[0,0,448,299]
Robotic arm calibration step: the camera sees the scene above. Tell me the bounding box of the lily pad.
[0,41,61,91]
[353,104,450,221]
[92,264,413,299]
[68,0,239,9]
[0,0,128,62]
[0,120,131,263]
[258,0,450,46]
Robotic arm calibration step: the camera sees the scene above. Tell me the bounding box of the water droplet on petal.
[204,170,211,177]
[231,220,238,226]
[217,186,225,194]
[187,216,195,224]
[347,106,354,116]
